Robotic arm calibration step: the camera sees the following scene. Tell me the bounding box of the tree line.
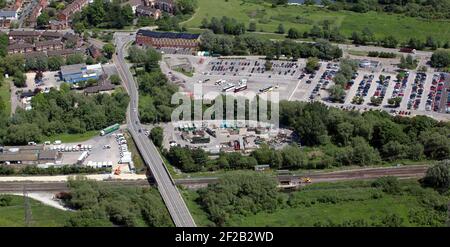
[200,30,343,60]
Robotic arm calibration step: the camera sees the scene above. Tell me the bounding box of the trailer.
[222,85,235,92]
[259,86,274,93]
[77,151,89,165]
[100,123,120,136]
[234,84,247,93]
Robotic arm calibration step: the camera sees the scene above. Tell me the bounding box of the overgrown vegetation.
[64,177,173,227]
[185,173,450,226]
[0,165,110,176]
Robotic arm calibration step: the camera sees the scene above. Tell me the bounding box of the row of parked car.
[407,72,426,110]
[51,144,92,152]
[371,75,391,102]
[391,72,409,100]
[354,74,374,99]
[426,73,449,112]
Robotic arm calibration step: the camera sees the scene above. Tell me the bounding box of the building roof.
[137,29,200,40]
[41,31,63,38]
[38,150,58,160]
[9,30,40,37]
[60,63,86,75]
[35,39,62,47]
[136,5,161,13]
[0,153,38,162]
[0,10,17,18]
[47,49,79,56]
[8,42,34,50]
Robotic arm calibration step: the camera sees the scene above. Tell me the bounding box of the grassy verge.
[174,68,194,77]
[0,79,11,116]
[184,0,450,42]
[124,131,147,174]
[0,195,71,227]
[43,131,99,144]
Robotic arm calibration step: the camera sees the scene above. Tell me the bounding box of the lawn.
[0,79,11,116]
[183,179,450,227]
[124,130,147,174]
[0,195,71,227]
[183,0,450,42]
[43,130,99,143]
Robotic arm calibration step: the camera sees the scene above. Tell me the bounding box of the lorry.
[234,84,247,93]
[222,85,235,92]
[77,151,89,165]
[100,123,120,136]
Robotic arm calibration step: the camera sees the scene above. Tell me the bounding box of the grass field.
[182,0,450,42]
[183,179,450,226]
[0,195,71,227]
[0,79,11,116]
[44,130,99,143]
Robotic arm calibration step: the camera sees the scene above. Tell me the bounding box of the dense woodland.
[64,177,173,227]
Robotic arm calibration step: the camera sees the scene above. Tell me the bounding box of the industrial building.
[135,29,200,50]
[60,63,103,83]
[0,145,60,165]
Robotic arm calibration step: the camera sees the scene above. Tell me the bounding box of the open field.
[44,130,99,143]
[0,195,71,227]
[183,179,450,226]
[182,0,450,42]
[0,79,11,116]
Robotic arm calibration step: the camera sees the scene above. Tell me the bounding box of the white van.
[54,140,62,145]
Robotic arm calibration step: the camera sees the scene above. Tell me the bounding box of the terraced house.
[135,29,200,50]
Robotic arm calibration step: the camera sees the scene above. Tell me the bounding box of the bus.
[100,123,120,136]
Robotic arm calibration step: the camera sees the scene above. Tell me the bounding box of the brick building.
[57,0,89,27]
[135,29,200,50]
[135,5,161,19]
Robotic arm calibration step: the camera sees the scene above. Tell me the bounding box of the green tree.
[109,74,121,85]
[277,23,285,34]
[305,57,320,73]
[328,85,345,103]
[430,50,450,68]
[150,126,164,148]
[422,161,450,191]
[66,53,85,65]
[36,11,49,28]
[102,43,115,59]
[287,28,300,39]
[48,56,64,71]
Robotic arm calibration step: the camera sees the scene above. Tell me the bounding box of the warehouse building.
[0,145,60,165]
[60,63,103,83]
[135,29,200,50]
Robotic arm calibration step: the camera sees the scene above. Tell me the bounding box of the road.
[113,32,196,227]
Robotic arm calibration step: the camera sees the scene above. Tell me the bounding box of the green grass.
[184,0,450,42]
[0,195,71,227]
[174,68,194,77]
[0,79,11,116]
[183,179,449,227]
[43,130,99,143]
[124,130,147,174]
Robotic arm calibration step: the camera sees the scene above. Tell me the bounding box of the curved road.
[113,33,196,227]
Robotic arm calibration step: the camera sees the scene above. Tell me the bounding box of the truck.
[259,86,274,93]
[100,123,120,136]
[77,151,89,165]
[234,84,247,93]
[222,85,235,92]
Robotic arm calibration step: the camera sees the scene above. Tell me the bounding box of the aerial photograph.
[0,0,449,231]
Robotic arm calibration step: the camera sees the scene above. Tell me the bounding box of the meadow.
[182,0,450,42]
[0,195,71,227]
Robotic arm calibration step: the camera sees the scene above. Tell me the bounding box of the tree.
[430,50,450,68]
[150,126,164,148]
[287,28,300,39]
[36,11,49,28]
[370,96,383,106]
[176,0,197,15]
[422,161,450,191]
[381,35,398,48]
[48,56,64,71]
[264,60,273,71]
[305,57,320,73]
[0,31,8,57]
[371,176,401,194]
[13,73,26,87]
[328,85,345,103]
[277,23,285,34]
[102,43,115,59]
[66,53,85,65]
[420,132,450,160]
[387,97,402,107]
[109,74,121,85]
[248,22,256,32]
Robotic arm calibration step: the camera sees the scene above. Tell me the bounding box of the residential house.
[35,39,63,52]
[8,42,34,54]
[135,5,161,19]
[57,0,89,26]
[135,29,200,50]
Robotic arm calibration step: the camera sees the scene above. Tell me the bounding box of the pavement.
[113,32,197,227]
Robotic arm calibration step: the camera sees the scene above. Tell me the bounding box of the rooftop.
[60,63,86,75]
[137,29,200,40]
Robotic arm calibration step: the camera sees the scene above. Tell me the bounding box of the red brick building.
[135,29,200,50]
[57,0,89,26]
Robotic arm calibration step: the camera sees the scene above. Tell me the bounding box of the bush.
[371,176,401,194]
[421,161,450,191]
